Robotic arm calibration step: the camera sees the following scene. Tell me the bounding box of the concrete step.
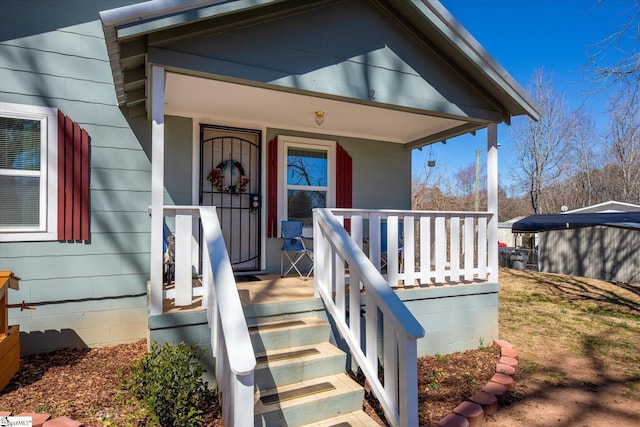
[300,410,381,427]
[255,341,347,391]
[250,317,330,353]
[254,373,365,427]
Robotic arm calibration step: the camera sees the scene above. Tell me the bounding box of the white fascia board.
[412,0,541,121]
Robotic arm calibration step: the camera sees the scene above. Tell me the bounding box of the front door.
[200,125,261,271]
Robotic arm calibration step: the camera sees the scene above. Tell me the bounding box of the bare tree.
[605,90,640,202]
[412,161,471,211]
[589,0,640,101]
[498,187,532,222]
[566,109,602,206]
[412,163,449,210]
[511,69,574,213]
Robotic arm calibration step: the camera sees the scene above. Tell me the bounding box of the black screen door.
[200,125,261,271]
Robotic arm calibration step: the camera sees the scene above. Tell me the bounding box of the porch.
[161,274,316,314]
[149,205,499,427]
[161,269,494,314]
[155,206,498,314]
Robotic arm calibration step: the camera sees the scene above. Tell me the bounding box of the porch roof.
[100,0,540,147]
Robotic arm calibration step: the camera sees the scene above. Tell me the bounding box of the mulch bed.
[0,339,497,426]
[353,346,499,425]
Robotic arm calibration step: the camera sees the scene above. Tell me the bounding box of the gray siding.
[0,1,149,354]
[540,227,640,284]
[153,0,502,121]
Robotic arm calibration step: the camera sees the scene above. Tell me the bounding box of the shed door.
[200,125,261,271]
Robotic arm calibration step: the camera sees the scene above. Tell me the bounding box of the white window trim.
[277,135,335,235]
[0,102,58,242]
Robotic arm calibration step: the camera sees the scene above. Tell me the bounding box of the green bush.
[122,341,210,427]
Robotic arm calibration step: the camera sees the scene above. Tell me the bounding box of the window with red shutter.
[0,102,90,242]
[267,135,351,237]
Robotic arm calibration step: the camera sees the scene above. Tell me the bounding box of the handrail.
[200,207,255,426]
[315,209,424,337]
[314,208,424,427]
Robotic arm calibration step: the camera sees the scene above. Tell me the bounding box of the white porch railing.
[152,206,255,426]
[314,208,426,427]
[200,207,256,427]
[328,208,495,287]
[158,206,203,308]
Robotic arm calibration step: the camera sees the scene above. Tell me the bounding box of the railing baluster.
[403,216,415,287]
[175,212,193,306]
[365,296,378,373]
[464,216,475,281]
[435,216,446,283]
[387,215,399,286]
[350,215,363,370]
[383,320,398,410]
[370,214,382,271]
[478,216,487,279]
[420,216,431,284]
[398,336,419,427]
[450,215,460,282]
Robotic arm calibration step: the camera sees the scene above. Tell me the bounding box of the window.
[0,102,90,242]
[286,146,330,225]
[267,135,352,238]
[0,103,58,241]
[279,137,335,229]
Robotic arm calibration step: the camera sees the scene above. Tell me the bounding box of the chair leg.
[282,251,312,279]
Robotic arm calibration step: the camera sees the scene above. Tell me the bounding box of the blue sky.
[412,0,633,192]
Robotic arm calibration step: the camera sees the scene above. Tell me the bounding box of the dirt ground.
[483,269,640,427]
[1,269,639,426]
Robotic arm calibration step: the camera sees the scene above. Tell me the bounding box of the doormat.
[235,275,261,282]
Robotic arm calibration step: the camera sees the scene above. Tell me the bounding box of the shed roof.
[512,212,640,233]
[564,201,640,214]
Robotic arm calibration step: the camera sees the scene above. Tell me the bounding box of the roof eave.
[100,0,542,122]
[397,0,541,121]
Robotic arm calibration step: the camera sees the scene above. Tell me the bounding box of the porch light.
[314,111,325,126]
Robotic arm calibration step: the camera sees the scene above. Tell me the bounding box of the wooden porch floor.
[161,273,491,314]
[162,274,316,314]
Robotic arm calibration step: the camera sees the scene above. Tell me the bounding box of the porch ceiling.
[165,72,468,145]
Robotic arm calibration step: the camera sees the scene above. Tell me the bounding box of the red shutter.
[336,143,353,231]
[267,136,278,238]
[336,143,352,209]
[57,111,90,241]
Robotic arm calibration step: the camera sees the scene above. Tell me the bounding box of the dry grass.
[487,268,640,426]
[499,268,640,380]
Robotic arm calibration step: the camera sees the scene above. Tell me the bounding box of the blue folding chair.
[280,221,314,280]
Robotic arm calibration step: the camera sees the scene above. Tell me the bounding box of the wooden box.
[0,270,21,391]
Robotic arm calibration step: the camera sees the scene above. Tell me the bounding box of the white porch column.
[487,123,499,282]
[150,65,165,316]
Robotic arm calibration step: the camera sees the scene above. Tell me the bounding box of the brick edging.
[423,339,519,427]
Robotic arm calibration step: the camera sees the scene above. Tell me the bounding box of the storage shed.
[513,207,640,284]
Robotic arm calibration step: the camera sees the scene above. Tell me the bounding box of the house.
[512,201,640,284]
[498,216,525,247]
[1,0,539,425]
